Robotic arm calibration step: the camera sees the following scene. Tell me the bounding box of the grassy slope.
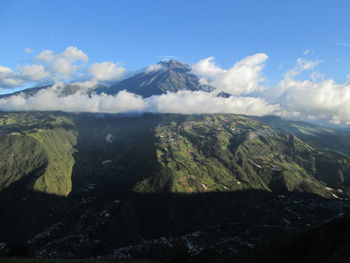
[134,114,350,197]
[2,112,349,198]
[2,112,350,258]
[0,113,77,196]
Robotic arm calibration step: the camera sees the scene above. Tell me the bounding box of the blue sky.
[1,0,350,84]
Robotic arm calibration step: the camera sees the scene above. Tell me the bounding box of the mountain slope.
[131,114,350,197]
[0,112,350,260]
[0,60,213,99]
[0,86,51,99]
[0,112,77,196]
[0,82,104,99]
[258,116,350,156]
[95,60,214,97]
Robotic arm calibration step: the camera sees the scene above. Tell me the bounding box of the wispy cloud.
[303,49,314,55]
[337,42,350,47]
[24,48,34,54]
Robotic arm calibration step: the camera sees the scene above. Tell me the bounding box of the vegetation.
[1,112,350,260]
[0,112,77,196]
[134,114,350,198]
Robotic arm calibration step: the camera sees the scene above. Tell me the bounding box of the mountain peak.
[157,59,189,70]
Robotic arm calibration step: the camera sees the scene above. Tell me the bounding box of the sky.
[1,0,350,79]
[1,0,350,125]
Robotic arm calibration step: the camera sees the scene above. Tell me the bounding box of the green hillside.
[0,113,77,196]
[134,114,350,198]
[1,112,350,260]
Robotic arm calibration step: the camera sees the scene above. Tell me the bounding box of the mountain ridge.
[95,59,215,97]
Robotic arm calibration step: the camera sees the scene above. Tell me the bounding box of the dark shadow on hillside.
[69,113,161,195]
[1,113,350,261]
[0,170,70,243]
[1,183,348,260]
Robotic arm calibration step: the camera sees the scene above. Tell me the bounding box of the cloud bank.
[1,46,350,125]
[0,86,279,116]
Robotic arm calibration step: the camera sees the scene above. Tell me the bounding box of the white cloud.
[35,46,88,79]
[337,42,350,47]
[0,46,126,89]
[0,66,13,79]
[61,46,88,62]
[0,64,49,88]
[2,49,350,126]
[0,88,145,113]
[296,58,320,71]
[0,84,280,117]
[191,57,225,79]
[35,50,55,63]
[89,62,125,82]
[24,48,33,54]
[274,57,350,124]
[191,53,268,95]
[303,49,314,55]
[52,57,78,78]
[145,90,280,115]
[145,64,163,73]
[0,66,23,87]
[0,78,23,87]
[283,58,321,79]
[18,64,50,81]
[70,80,99,90]
[278,77,350,124]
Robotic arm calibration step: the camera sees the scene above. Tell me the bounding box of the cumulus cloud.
[278,74,350,125]
[35,46,88,63]
[89,62,125,82]
[61,46,88,62]
[0,46,126,89]
[35,46,88,79]
[18,64,50,81]
[0,64,49,88]
[266,56,350,124]
[0,66,23,87]
[0,66,13,79]
[191,53,268,95]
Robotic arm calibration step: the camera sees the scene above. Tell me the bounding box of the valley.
[1,112,350,261]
